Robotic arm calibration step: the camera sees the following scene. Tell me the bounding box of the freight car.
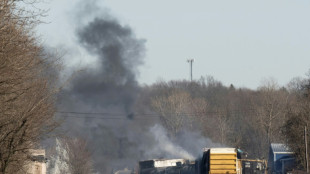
[200,148,242,174]
[201,148,267,174]
[240,159,267,174]
[138,148,267,174]
[138,159,197,174]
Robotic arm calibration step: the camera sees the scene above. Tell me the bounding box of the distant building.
[26,149,47,174]
[268,143,295,174]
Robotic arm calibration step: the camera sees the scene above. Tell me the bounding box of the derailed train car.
[138,159,197,174]
[200,148,266,174]
[200,148,242,174]
[138,148,267,174]
[241,159,267,174]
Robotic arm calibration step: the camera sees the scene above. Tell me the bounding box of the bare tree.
[151,89,207,137]
[189,97,208,130]
[48,137,93,174]
[282,75,310,169]
[64,137,93,174]
[250,79,289,157]
[151,90,191,137]
[257,79,288,143]
[216,108,231,145]
[0,1,59,173]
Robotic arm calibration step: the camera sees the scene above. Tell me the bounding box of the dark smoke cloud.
[56,1,148,173]
[54,1,220,173]
[66,17,145,112]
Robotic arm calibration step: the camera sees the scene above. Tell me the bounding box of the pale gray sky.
[36,0,310,89]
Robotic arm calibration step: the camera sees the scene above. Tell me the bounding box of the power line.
[57,108,258,116]
[57,111,134,116]
[56,111,159,120]
[55,108,258,120]
[57,114,157,120]
[56,111,159,117]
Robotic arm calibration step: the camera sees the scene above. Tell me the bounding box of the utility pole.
[187,59,194,81]
[306,126,309,173]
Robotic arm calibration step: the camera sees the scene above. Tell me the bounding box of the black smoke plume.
[56,2,148,172]
[54,2,219,174]
[69,18,145,112]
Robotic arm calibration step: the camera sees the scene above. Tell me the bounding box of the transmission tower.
[187,59,194,81]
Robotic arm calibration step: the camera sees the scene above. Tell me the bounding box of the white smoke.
[47,139,70,174]
[146,124,195,160]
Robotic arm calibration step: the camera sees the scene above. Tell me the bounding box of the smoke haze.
[55,1,220,173]
[147,125,195,160]
[56,1,149,172]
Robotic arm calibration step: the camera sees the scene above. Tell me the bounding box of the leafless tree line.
[146,76,303,160]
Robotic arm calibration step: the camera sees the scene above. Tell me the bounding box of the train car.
[241,159,267,174]
[137,148,267,174]
[200,148,242,174]
[138,159,196,174]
